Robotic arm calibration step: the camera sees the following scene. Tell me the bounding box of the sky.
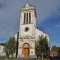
[0,0,60,47]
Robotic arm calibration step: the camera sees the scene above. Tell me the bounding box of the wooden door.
[22,43,30,58]
[23,48,29,58]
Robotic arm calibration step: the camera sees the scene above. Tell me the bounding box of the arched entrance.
[22,43,30,58]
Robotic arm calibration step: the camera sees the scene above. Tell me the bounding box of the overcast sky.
[0,0,60,47]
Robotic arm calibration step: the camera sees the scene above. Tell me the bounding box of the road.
[0,56,3,60]
[51,56,60,60]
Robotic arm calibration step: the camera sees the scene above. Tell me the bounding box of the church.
[15,3,49,58]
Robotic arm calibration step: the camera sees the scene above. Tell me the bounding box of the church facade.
[15,3,49,58]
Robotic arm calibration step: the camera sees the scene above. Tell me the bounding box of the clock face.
[25,27,29,32]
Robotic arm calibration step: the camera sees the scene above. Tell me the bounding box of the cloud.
[0,0,60,43]
[0,0,7,9]
[34,0,60,24]
[54,24,60,28]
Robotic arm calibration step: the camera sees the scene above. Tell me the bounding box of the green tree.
[51,45,58,51]
[6,37,16,57]
[57,47,60,56]
[35,35,49,58]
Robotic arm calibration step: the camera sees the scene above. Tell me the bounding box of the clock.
[25,27,29,32]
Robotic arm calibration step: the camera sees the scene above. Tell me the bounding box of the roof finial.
[27,0,30,3]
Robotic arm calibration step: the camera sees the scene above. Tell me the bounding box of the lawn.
[3,57,16,60]
[3,57,51,60]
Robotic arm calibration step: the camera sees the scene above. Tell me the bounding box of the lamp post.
[16,32,19,58]
[7,49,9,57]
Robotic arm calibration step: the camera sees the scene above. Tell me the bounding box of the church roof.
[21,3,35,10]
[25,3,32,8]
[23,3,34,8]
[21,3,37,17]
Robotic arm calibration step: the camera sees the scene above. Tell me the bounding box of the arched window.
[24,13,31,24]
[24,13,26,24]
[26,13,28,24]
[29,13,31,24]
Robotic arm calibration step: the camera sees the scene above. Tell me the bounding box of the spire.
[25,3,30,7]
[25,0,31,8]
[22,1,35,10]
[27,0,30,3]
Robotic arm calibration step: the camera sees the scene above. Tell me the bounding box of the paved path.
[51,56,60,60]
[0,56,3,60]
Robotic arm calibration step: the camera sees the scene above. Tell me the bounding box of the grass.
[3,57,16,60]
[3,57,51,60]
[8,57,17,60]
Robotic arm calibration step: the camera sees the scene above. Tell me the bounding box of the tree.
[57,47,60,56]
[6,37,16,57]
[51,45,58,51]
[35,35,49,58]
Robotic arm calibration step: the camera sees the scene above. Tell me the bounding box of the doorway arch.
[22,43,30,58]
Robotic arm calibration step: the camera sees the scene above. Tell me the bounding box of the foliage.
[35,35,49,57]
[51,45,58,51]
[57,47,60,56]
[5,37,16,57]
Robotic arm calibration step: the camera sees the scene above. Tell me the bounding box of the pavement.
[0,56,4,60]
[51,56,60,60]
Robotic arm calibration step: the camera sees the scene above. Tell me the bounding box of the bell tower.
[18,3,37,58]
[19,3,36,37]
